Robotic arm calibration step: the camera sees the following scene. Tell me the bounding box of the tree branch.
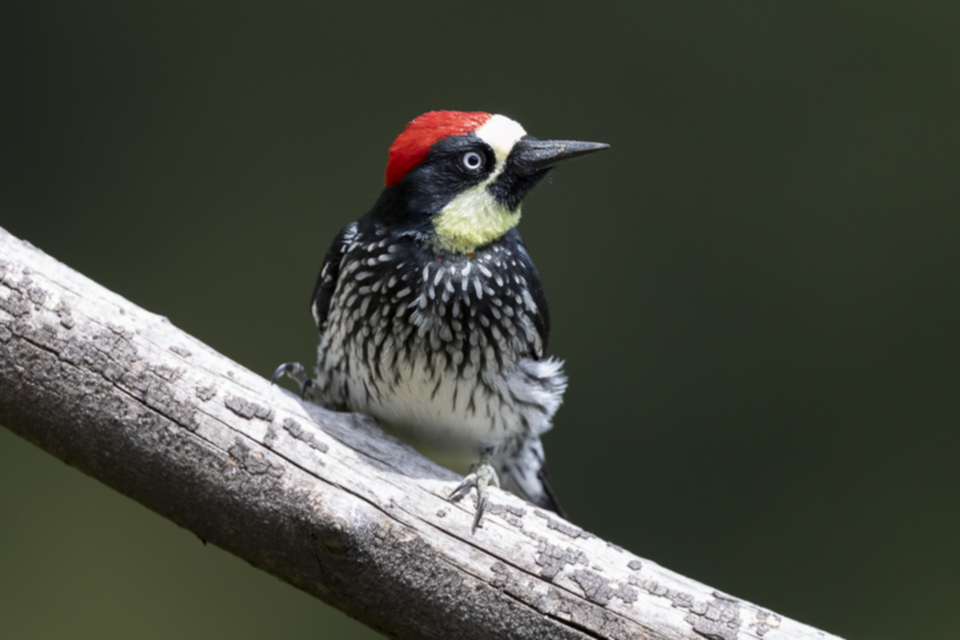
[0,225,841,640]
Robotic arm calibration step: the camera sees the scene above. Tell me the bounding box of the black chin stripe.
[489,165,552,211]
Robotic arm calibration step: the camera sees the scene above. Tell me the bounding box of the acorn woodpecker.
[274,111,607,532]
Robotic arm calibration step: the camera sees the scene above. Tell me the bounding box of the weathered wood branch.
[0,225,841,640]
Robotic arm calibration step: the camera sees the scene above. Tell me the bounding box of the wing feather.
[310,222,357,333]
[508,228,551,358]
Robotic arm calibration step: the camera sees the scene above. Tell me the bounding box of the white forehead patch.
[475,114,527,164]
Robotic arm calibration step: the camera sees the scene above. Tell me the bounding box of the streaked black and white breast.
[311,220,566,467]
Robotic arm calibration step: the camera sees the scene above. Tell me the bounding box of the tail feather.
[535,464,567,519]
[496,437,567,519]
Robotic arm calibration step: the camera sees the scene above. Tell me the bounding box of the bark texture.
[0,226,842,640]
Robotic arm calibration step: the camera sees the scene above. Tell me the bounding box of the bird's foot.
[449,456,500,534]
[271,362,317,400]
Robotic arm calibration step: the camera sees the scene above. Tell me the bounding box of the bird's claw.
[299,377,315,399]
[271,362,317,400]
[449,460,500,534]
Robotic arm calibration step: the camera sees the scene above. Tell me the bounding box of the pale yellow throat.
[432,184,521,254]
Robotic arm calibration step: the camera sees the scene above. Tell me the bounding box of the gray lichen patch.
[282,417,329,453]
[106,350,201,433]
[152,363,185,383]
[0,285,33,318]
[28,285,47,309]
[632,577,694,610]
[684,592,742,640]
[486,502,526,528]
[55,302,75,329]
[570,569,638,606]
[534,510,593,540]
[490,563,644,640]
[749,609,782,637]
[225,395,275,421]
[169,345,192,357]
[195,384,217,401]
[264,425,278,445]
[502,503,527,518]
[2,285,203,435]
[535,539,588,580]
[22,321,67,356]
[228,438,284,478]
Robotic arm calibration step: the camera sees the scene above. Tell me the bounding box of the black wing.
[507,228,551,358]
[309,222,356,333]
[526,264,551,357]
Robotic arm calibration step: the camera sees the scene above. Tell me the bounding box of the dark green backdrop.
[2,3,958,638]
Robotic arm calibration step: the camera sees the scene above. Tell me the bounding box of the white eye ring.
[461,151,484,171]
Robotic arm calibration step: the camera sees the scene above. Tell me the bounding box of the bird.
[273,110,607,532]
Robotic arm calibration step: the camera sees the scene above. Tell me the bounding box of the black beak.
[489,135,608,210]
[512,137,609,176]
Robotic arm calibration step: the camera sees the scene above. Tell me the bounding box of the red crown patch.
[385,111,491,187]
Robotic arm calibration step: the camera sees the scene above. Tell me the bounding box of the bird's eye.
[461,151,484,172]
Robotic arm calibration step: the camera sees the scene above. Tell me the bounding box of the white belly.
[319,340,566,460]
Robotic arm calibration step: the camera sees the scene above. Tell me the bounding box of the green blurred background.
[2,2,959,638]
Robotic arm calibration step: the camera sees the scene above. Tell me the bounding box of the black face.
[488,135,554,212]
[368,132,606,233]
[396,133,498,216]
[389,133,557,215]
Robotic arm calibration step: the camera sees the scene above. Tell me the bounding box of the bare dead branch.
[0,226,842,640]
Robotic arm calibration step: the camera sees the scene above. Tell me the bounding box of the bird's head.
[377,111,608,254]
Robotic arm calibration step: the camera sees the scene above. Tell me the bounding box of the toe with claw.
[271,362,317,400]
[449,455,500,534]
